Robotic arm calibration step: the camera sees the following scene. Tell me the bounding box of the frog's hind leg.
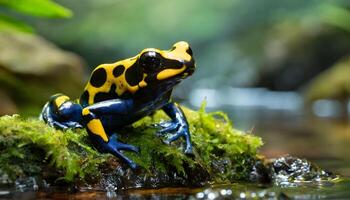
[40,94,83,129]
[82,105,140,169]
[87,124,140,169]
[88,130,140,169]
[103,134,140,169]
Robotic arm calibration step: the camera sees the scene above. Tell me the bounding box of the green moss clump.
[125,103,263,182]
[0,115,107,182]
[0,103,263,185]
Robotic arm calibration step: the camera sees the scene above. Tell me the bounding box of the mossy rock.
[0,104,264,189]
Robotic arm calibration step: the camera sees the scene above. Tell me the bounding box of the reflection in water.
[191,180,350,199]
[3,180,350,199]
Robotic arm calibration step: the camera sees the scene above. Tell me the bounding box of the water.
[2,180,350,199]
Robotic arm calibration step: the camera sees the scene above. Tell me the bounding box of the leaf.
[0,0,72,18]
[0,13,33,32]
[320,4,350,33]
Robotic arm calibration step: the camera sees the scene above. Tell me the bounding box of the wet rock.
[269,156,337,187]
[248,159,271,184]
[0,32,86,115]
[99,161,211,190]
[15,177,38,192]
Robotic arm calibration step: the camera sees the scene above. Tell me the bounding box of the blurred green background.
[1,0,350,114]
[34,0,350,90]
[35,0,350,89]
[1,0,350,177]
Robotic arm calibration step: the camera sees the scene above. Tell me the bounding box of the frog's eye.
[139,51,162,72]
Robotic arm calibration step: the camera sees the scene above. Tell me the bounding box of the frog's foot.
[63,121,84,129]
[48,121,70,130]
[157,121,193,155]
[104,134,140,169]
[46,119,83,130]
[40,96,83,130]
[50,121,83,129]
[156,121,179,135]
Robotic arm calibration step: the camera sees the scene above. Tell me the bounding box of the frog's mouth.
[155,59,195,81]
[184,59,195,76]
[177,58,195,79]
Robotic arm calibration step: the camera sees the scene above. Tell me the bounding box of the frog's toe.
[49,121,69,130]
[106,143,139,169]
[156,121,173,128]
[164,131,183,144]
[106,135,140,169]
[161,123,194,155]
[156,121,180,135]
[117,143,140,153]
[129,162,139,170]
[109,134,140,153]
[184,145,193,155]
[63,121,83,129]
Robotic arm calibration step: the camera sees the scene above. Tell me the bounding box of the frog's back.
[79,57,148,107]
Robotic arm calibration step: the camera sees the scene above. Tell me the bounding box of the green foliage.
[319,4,350,33]
[0,0,72,33]
[0,0,72,18]
[0,13,33,32]
[0,104,262,183]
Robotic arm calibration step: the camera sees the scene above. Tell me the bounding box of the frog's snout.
[183,57,195,77]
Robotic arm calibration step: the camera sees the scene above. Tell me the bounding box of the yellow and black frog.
[40,41,195,169]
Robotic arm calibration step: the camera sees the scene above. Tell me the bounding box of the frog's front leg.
[158,102,193,154]
[82,99,139,169]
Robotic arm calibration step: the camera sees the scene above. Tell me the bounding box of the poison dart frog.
[40,41,195,169]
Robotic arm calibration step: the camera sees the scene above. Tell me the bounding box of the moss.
[0,115,107,182]
[0,103,263,185]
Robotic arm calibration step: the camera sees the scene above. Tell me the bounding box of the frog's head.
[137,41,195,85]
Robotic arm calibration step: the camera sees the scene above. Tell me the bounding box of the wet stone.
[248,159,271,184]
[99,163,211,190]
[15,177,38,192]
[269,156,337,187]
